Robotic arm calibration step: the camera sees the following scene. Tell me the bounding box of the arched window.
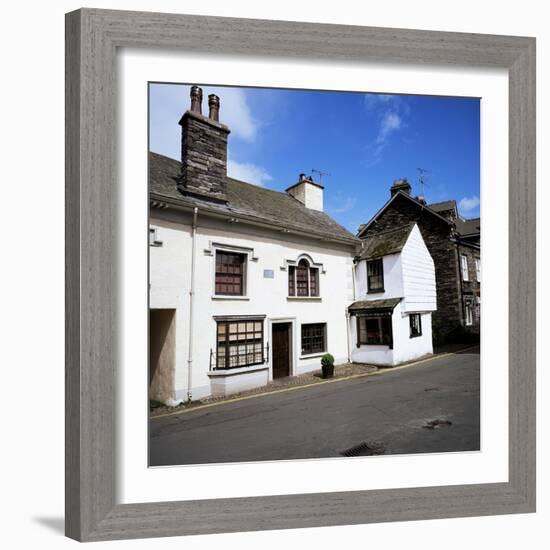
[288,258,319,297]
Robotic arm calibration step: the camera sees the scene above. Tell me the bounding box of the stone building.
[357,179,480,343]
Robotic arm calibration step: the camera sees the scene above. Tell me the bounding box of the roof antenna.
[311,168,331,185]
[417,167,430,198]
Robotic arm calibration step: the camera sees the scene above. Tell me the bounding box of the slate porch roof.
[348,298,402,315]
[149,152,358,245]
[359,224,414,260]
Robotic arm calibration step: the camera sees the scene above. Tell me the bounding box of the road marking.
[151,345,479,420]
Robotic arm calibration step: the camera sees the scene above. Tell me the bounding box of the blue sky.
[149,83,480,233]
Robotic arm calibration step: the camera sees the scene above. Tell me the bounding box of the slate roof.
[428,200,457,213]
[359,224,414,260]
[348,298,402,314]
[455,217,480,236]
[149,152,358,245]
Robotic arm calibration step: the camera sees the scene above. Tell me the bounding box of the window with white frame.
[288,258,319,297]
[215,251,247,296]
[357,316,393,348]
[301,323,326,355]
[460,255,469,281]
[409,313,422,338]
[475,258,481,282]
[215,319,264,369]
[149,227,162,247]
[367,259,384,292]
[464,302,473,326]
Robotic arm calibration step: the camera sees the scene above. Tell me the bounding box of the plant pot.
[322,364,334,379]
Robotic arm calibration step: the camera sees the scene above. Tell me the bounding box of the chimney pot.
[208,94,220,121]
[190,85,203,114]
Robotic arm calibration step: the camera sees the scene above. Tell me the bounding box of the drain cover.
[340,441,385,457]
[423,419,452,429]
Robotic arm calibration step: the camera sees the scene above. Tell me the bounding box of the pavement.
[149,346,480,466]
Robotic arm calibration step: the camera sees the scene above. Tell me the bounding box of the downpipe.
[187,207,198,401]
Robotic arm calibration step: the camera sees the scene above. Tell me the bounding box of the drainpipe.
[345,311,351,363]
[346,259,357,363]
[187,207,198,401]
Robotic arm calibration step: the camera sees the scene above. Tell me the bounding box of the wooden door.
[272,323,291,379]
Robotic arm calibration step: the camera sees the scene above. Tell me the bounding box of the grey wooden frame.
[65,8,536,542]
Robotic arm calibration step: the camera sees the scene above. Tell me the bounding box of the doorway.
[272,322,292,379]
[149,308,176,402]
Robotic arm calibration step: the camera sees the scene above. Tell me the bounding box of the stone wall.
[178,111,230,202]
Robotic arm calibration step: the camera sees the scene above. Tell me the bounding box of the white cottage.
[349,223,437,366]
[149,86,359,402]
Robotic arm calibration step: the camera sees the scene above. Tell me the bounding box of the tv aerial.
[311,168,331,185]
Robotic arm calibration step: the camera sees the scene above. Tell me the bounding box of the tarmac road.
[149,348,480,466]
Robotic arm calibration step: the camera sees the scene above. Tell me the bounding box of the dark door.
[272,323,291,379]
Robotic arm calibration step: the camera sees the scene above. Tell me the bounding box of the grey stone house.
[358,179,480,343]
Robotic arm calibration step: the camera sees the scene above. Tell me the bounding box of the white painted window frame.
[208,242,256,300]
[461,254,470,281]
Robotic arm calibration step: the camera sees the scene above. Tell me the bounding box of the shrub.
[321,353,335,368]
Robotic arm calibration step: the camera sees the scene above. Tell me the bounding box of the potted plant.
[321,353,335,379]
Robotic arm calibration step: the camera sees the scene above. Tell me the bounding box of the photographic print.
[148,83,481,466]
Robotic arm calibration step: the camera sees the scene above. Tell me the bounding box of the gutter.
[187,207,199,401]
[150,193,359,247]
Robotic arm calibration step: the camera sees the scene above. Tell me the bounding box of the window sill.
[367,289,385,294]
[287,296,322,302]
[409,334,423,339]
[212,295,250,301]
[300,352,326,360]
[357,344,393,350]
[208,364,268,376]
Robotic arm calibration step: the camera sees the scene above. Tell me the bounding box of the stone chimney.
[390,178,412,197]
[286,173,324,211]
[177,86,230,203]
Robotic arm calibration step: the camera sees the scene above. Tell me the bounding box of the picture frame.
[65,8,536,542]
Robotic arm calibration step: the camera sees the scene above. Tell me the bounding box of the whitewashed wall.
[150,210,355,400]
[351,223,436,366]
[354,253,403,300]
[349,307,433,366]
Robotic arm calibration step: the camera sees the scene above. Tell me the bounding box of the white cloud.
[227,159,272,186]
[459,196,480,213]
[377,112,402,144]
[328,195,357,214]
[364,93,409,164]
[203,86,259,142]
[364,94,397,110]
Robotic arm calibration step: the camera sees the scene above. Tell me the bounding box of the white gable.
[401,224,437,312]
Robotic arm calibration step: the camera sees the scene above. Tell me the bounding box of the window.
[216,319,264,369]
[357,316,393,347]
[149,227,162,247]
[409,313,422,337]
[301,323,326,355]
[215,251,246,296]
[288,258,319,297]
[475,258,481,282]
[464,302,473,326]
[461,254,469,281]
[367,259,384,292]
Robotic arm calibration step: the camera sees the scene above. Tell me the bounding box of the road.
[150,348,480,466]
